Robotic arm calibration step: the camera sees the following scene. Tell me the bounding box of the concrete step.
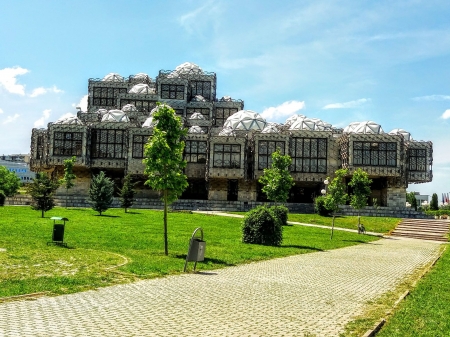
[390,218,449,242]
[391,232,448,242]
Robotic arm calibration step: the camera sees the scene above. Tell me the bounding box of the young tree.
[348,168,372,233]
[430,193,439,211]
[406,192,418,211]
[0,165,21,205]
[120,173,136,213]
[88,171,115,215]
[258,149,294,204]
[324,168,348,239]
[27,172,60,218]
[143,103,188,256]
[59,156,77,208]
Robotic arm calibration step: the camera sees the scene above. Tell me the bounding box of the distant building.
[29,62,433,208]
[0,154,35,183]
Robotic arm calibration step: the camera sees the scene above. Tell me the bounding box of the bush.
[270,205,289,226]
[314,196,332,216]
[242,205,283,246]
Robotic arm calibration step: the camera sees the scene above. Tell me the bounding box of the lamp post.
[321,179,329,196]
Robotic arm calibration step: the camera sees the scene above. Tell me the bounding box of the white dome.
[189,112,206,120]
[101,110,130,123]
[188,126,205,134]
[168,62,204,78]
[142,116,156,128]
[309,118,333,131]
[54,116,84,125]
[261,122,281,133]
[129,83,155,94]
[191,95,206,102]
[95,108,108,116]
[223,110,267,131]
[285,114,306,127]
[220,96,232,102]
[132,73,152,82]
[102,73,124,82]
[345,121,384,134]
[122,104,137,112]
[149,103,173,116]
[389,128,412,141]
[218,127,236,137]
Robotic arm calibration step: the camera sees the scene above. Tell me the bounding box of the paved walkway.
[0,237,442,337]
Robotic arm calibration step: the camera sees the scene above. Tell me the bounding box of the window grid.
[353,141,397,167]
[92,87,127,106]
[258,141,285,170]
[190,81,211,100]
[53,132,83,156]
[215,108,238,126]
[213,144,241,168]
[132,135,150,159]
[120,100,156,113]
[161,84,184,100]
[91,129,126,159]
[184,140,207,163]
[408,148,427,171]
[186,108,210,120]
[291,138,327,173]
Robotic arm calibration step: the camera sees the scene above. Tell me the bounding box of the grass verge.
[0,206,379,298]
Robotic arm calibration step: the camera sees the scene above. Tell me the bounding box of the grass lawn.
[0,206,379,298]
[376,245,450,336]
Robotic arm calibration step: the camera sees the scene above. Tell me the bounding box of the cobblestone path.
[0,237,442,337]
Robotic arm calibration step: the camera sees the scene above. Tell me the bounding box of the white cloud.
[0,67,29,95]
[3,114,20,125]
[72,94,88,112]
[30,85,63,98]
[261,100,305,121]
[323,98,370,109]
[413,95,450,101]
[441,109,450,119]
[33,109,51,128]
[179,1,222,35]
[0,108,3,114]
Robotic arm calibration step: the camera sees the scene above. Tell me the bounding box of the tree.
[407,192,418,211]
[59,156,77,208]
[0,165,21,205]
[120,173,136,212]
[143,103,188,256]
[324,168,348,239]
[348,168,372,233]
[27,172,60,218]
[430,193,439,211]
[88,171,114,215]
[258,149,294,204]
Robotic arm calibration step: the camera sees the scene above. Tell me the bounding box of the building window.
[258,141,285,170]
[92,87,127,106]
[190,81,211,100]
[53,132,82,156]
[185,140,207,163]
[408,148,427,171]
[215,108,238,126]
[353,142,397,167]
[120,100,156,113]
[161,84,184,100]
[291,138,327,173]
[132,135,150,159]
[213,144,241,168]
[186,108,210,120]
[91,129,126,159]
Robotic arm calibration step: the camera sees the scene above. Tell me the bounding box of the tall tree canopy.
[59,156,77,208]
[88,171,115,216]
[324,168,348,239]
[0,165,21,205]
[348,168,372,231]
[143,103,188,256]
[27,172,60,218]
[120,173,136,213]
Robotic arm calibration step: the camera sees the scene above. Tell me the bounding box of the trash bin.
[187,238,206,262]
[47,217,68,247]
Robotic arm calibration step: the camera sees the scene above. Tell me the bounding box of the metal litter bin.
[184,227,206,272]
[47,217,68,247]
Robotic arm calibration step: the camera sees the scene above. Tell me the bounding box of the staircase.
[390,219,449,242]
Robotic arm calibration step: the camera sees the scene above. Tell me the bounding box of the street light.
[321,178,329,195]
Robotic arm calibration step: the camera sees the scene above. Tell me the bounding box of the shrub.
[242,205,283,246]
[314,196,332,216]
[270,205,289,226]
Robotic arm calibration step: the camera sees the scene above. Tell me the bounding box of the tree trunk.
[330,214,335,239]
[164,189,168,256]
[358,213,361,233]
[41,208,44,218]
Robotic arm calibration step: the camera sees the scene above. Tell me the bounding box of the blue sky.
[1,0,449,198]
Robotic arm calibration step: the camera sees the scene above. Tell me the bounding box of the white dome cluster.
[102,73,124,82]
[168,62,204,78]
[189,112,206,120]
[122,104,137,112]
[129,83,155,94]
[223,110,267,131]
[389,128,412,141]
[54,116,84,125]
[261,122,281,133]
[188,126,205,134]
[101,110,130,123]
[288,115,333,131]
[132,73,152,82]
[343,121,384,134]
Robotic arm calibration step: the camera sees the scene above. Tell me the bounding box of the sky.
[0,0,449,198]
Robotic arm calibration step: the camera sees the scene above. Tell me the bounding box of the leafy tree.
[0,165,21,205]
[407,192,418,211]
[348,168,372,233]
[143,103,188,256]
[88,171,114,215]
[59,156,77,208]
[242,205,283,246]
[324,168,348,239]
[258,149,294,204]
[430,193,439,211]
[120,174,136,212]
[27,172,60,218]
[315,195,333,216]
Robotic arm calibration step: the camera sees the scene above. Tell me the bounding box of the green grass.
[376,246,450,336]
[0,206,379,298]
